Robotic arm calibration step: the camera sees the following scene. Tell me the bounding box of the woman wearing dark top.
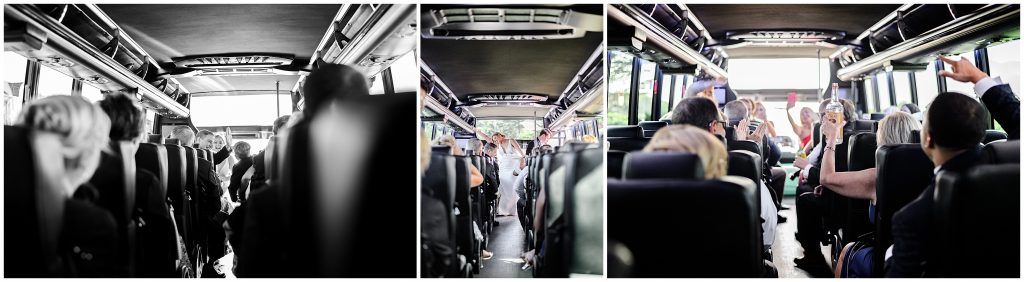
[228,141,254,203]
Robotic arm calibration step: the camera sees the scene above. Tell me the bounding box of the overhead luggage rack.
[422,7,603,40]
[5,4,190,118]
[835,4,1019,81]
[420,62,475,133]
[608,4,728,79]
[545,44,604,129]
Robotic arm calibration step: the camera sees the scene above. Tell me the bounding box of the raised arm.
[475,128,495,144]
[818,119,876,201]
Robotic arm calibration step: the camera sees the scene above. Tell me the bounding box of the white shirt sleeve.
[760,183,778,248]
[974,76,1005,98]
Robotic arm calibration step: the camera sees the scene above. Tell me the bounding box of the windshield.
[475,119,544,141]
[191,94,293,127]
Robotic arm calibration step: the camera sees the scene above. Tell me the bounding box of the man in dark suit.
[886,92,989,277]
[524,129,551,154]
[938,55,1019,139]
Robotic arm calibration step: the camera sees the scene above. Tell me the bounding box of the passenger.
[793,98,859,277]
[525,129,552,153]
[787,105,817,150]
[228,141,254,203]
[883,105,900,117]
[937,55,1019,139]
[249,114,291,189]
[17,95,120,277]
[196,130,232,165]
[169,125,228,278]
[96,92,179,277]
[475,130,525,217]
[213,135,235,186]
[670,96,727,137]
[725,100,785,217]
[752,100,778,138]
[887,92,990,277]
[816,112,919,277]
[433,134,484,187]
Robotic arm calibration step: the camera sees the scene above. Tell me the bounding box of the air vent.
[423,7,602,40]
[467,94,548,103]
[725,30,845,46]
[175,55,292,68]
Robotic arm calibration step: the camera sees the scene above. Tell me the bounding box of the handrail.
[837,4,1019,81]
[6,4,189,118]
[608,4,728,79]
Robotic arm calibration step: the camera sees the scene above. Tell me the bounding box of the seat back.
[980,140,1019,164]
[265,136,279,184]
[853,120,876,132]
[847,132,877,171]
[135,143,169,199]
[568,147,604,275]
[85,142,139,275]
[637,121,667,138]
[870,113,885,121]
[982,129,1008,144]
[162,144,189,243]
[608,177,761,277]
[606,150,627,179]
[607,126,648,152]
[909,129,921,143]
[4,126,67,277]
[934,164,1020,277]
[623,152,703,180]
[147,134,163,143]
[873,144,934,275]
[728,139,761,158]
[451,156,477,269]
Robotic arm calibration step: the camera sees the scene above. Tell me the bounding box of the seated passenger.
[643,124,776,248]
[887,92,990,277]
[18,95,121,277]
[817,112,919,277]
[196,129,231,165]
[938,55,1019,139]
[97,92,180,277]
[723,100,783,211]
[213,134,235,186]
[433,134,484,187]
[670,96,727,137]
[170,126,228,277]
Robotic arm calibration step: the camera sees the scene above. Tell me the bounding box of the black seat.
[85,142,138,275]
[933,164,1020,277]
[982,130,1008,144]
[870,113,885,121]
[844,132,877,238]
[451,156,479,274]
[909,129,921,143]
[180,147,199,251]
[162,143,189,244]
[980,140,1019,164]
[264,136,279,184]
[566,147,603,275]
[608,126,648,152]
[422,153,459,277]
[5,126,67,277]
[608,177,761,277]
[622,152,703,180]
[133,143,179,277]
[638,121,668,138]
[728,139,761,157]
[148,134,163,144]
[853,120,876,132]
[872,144,934,276]
[607,150,627,179]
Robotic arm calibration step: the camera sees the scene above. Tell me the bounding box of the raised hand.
[937,55,988,84]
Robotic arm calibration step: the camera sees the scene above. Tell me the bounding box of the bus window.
[658,74,672,116]
[729,58,830,90]
[368,73,386,95]
[475,119,543,141]
[81,83,104,103]
[144,109,155,135]
[863,76,876,113]
[190,94,292,128]
[893,72,913,107]
[673,74,689,109]
[914,61,939,109]
[944,52,976,95]
[4,51,28,125]
[875,72,892,110]
[390,51,419,93]
[37,64,74,98]
[637,59,657,122]
[987,40,1020,94]
[608,51,634,125]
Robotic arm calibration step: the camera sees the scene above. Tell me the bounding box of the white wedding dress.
[496,141,521,216]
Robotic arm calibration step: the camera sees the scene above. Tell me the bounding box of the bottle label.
[826,111,844,144]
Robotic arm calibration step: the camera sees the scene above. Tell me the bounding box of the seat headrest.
[728,139,761,156]
[848,132,878,171]
[638,121,668,131]
[875,143,934,259]
[909,129,921,143]
[148,134,163,143]
[870,113,885,121]
[727,150,761,187]
[608,126,643,138]
[623,152,704,180]
[983,130,1008,144]
[980,140,1019,164]
[135,143,168,198]
[854,120,876,132]
[431,145,451,154]
[164,138,181,146]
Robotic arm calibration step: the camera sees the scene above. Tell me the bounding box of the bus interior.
[419,4,606,278]
[606,3,1019,278]
[5,3,418,277]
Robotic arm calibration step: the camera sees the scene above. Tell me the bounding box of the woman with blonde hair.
[433,134,483,187]
[643,124,777,248]
[820,111,921,277]
[16,95,124,276]
[642,124,728,179]
[475,129,525,217]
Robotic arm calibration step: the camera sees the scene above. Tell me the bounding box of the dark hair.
[671,97,719,130]
[98,92,145,141]
[538,129,551,137]
[925,92,988,150]
[301,64,368,116]
[902,103,921,114]
[273,115,291,135]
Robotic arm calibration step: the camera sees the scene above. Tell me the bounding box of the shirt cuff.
[974,76,1004,98]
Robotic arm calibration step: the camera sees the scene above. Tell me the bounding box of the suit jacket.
[886,147,981,277]
[213,146,231,166]
[249,150,267,190]
[228,156,255,203]
[980,84,1020,140]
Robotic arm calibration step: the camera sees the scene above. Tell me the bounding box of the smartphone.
[787,92,798,108]
[713,87,727,105]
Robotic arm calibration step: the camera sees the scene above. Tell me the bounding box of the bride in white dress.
[477,129,525,216]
